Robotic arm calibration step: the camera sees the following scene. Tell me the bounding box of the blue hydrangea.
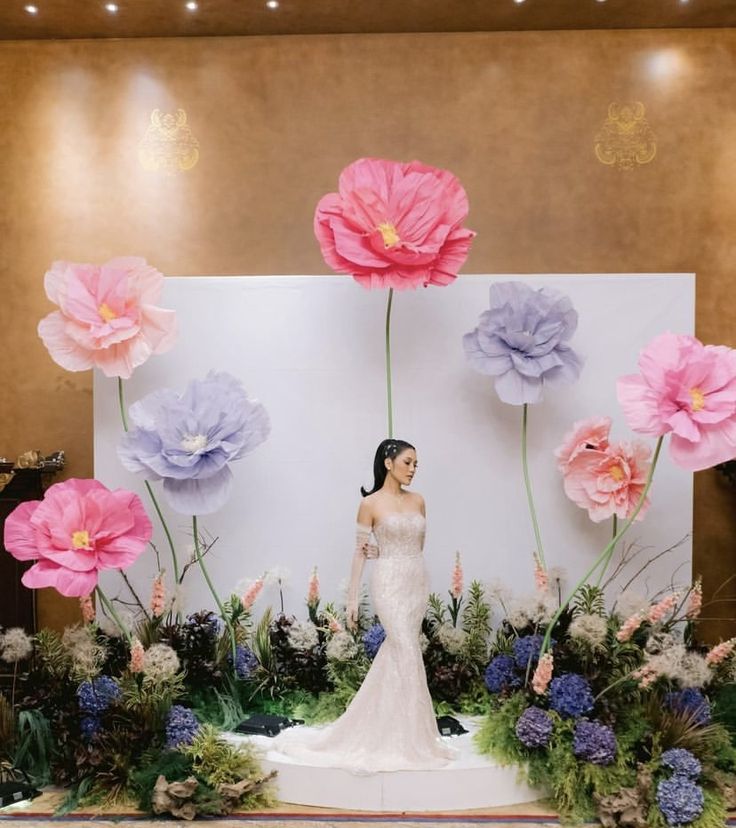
[661,748,702,780]
[572,719,617,766]
[515,706,553,748]
[77,676,121,715]
[484,654,522,694]
[231,645,259,680]
[363,624,386,660]
[513,634,546,669]
[665,688,711,726]
[80,715,101,741]
[656,777,705,826]
[165,705,200,750]
[549,673,595,718]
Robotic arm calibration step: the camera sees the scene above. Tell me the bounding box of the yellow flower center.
[689,387,705,412]
[609,464,625,482]
[377,222,400,248]
[71,530,91,549]
[98,302,117,322]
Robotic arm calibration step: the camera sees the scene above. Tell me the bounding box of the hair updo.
[360,438,416,497]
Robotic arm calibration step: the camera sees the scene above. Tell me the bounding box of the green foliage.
[292,671,359,724]
[474,694,528,765]
[427,593,448,628]
[13,709,53,785]
[33,629,70,679]
[461,580,491,665]
[571,584,605,617]
[182,724,274,810]
[713,682,736,739]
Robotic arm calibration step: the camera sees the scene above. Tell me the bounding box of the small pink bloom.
[561,440,652,523]
[616,611,645,642]
[532,652,554,695]
[705,638,736,666]
[79,595,95,624]
[633,664,658,688]
[129,639,145,673]
[150,574,166,618]
[328,615,344,634]
[3,478,152,598]
[617,333,736,471]
[37,257,177,379]
[533,553,548,592]
[242,577,264,610]
[648,593,680,624]
[451,552,464,601]
[686,580,703,620]
[315,158,475,291]
[307,567,320,608]
[555,416,612,472]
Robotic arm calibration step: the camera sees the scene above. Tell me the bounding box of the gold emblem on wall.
[138,109,200,174]
[594,102,656,170]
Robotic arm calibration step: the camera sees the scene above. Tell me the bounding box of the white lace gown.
[273,512,457,772]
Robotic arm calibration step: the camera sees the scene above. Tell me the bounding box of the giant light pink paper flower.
[617,333,736,471]
[37,257,177,379]
[3,478,152,598]
[314,157,475,290]
[561,439,652,523]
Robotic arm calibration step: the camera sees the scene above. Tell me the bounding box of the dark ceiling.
[1,0,735,41]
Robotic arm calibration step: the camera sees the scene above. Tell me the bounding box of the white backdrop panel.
[95,274,694,618]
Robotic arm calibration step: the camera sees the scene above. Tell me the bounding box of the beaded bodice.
[372,512,425,559]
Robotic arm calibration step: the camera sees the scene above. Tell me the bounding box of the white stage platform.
[225,717,544,812]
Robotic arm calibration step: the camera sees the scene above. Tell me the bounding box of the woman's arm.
[346,500,375,629]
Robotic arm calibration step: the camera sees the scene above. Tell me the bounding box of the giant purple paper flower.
[463,281,583,405]
[118,371,270,515]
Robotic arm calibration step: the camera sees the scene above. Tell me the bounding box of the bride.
[273,438,456,772]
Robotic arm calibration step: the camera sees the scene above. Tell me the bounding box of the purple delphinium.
[515,706,554,748]
[572,719,617,766]
[665,688,711,726]
[165,705,200,750]
[661,748,702,780]
[484,654,522,694]
[656,777,705,826]
[513,634,546,670]
[118,371,270,515]
[231,644,259,680]
[363,624,386,660]
[462,281,583,405]
[549,673,595,718]
[77,676,121,715]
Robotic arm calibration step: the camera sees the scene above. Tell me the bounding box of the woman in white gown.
[273,439,456,773]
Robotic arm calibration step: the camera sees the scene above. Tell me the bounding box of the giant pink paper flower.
[554,416,612,472]
[314,157,475,290]
[560,437,652,523]
[37,257,177,379]
[617,333,736,471]
[3,478,152,598]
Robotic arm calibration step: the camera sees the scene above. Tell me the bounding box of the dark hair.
[360,439,416,497]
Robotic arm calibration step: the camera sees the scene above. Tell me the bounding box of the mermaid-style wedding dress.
[273,512,457,772]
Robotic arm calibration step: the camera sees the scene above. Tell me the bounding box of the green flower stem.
[595,514,618,588]
[522,403,546,570]
[117,377,180,583]
[95,585,132,645]
[192,515,238,671]
[385,288,394,438]
[541,435,664,656]
[117,377,128,432]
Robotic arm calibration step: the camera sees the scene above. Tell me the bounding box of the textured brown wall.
[1,30,735,636]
